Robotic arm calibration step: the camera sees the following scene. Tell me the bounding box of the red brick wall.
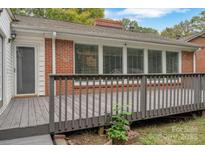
[188,36,205,73]
[94,18,123,29]
[45,38,74,95]
[181,51,193,73]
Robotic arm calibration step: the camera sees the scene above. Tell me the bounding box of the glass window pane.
[127,48,144,74]
[75,44,98,74]
[103,46,122,74]
[166,51,179,73]
[148,50,162,73]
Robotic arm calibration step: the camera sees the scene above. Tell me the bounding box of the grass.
[134,115,205,145]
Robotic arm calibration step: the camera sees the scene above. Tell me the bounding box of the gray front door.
[17,47,35,94]
[0,36,3,107]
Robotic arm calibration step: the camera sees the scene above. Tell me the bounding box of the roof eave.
[12,24,202,50]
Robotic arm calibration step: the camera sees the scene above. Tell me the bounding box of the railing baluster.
[176,75,180,112]
[121,77,124,113]
[165,76,169,114]
[116,77,119,114]
[185,75,188,111]
[180,75,183,112]
[148,77,152,117]
[157,76,161,115]
[131,76,134,120]
[169,75,173,114]
[105,77,108,123]
[111,77,113,116]
[92,77,95,126]
[59,78,62,131]
[137,77,140,117]
[162,76,165,115]
[188,75,191,111]
[79,77,82,128]
[72,78,75,129]
[127,77,130,113]
[187,75,191,111]
[190,75,194,111]
[173,75,176,113]
[153,76,156,116]
[86,77,89,127]
[98,77,101,124]
[65,78,68,129]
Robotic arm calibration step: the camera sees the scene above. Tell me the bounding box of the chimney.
[94,18,123,29]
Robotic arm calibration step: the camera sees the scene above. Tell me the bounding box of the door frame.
[0,34,3,107]
[14,44,38,96]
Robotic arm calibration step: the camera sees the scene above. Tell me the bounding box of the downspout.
[52,32,56,95]
[52,32,56,74]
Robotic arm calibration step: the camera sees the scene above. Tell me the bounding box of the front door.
[17,47,35,94]
[0,36,3,107]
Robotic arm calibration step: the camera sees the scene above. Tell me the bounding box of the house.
[1,8,205,139]
[0,9,205,140]
[181,31,205,73]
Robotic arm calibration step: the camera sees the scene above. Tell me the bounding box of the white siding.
[13,35,45,96]
[0,9,14,114]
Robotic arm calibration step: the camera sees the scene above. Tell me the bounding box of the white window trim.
[123,46,127,74]
[162,50,166,73]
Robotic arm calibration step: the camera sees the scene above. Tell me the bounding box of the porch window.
[75,44,98,74]
[103,46,123,74]
[166,51,179,73]
[127,48,144,74]
[148,50,162,73]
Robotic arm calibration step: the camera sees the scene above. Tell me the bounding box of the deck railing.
[49,73,205,133]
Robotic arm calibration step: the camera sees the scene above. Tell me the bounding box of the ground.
[65,112,205,145]
[136,115,205,145]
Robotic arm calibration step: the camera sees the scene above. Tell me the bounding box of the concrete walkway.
[0,134,53,145]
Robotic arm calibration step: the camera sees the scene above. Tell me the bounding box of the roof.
[180,31,205,42]
[12,15,204,49]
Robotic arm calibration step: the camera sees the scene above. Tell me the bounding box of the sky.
[105,8,205,32]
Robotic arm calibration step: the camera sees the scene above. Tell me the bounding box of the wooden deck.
[0,86,205,140]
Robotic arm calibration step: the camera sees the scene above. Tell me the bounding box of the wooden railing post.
[49,75,55,133]
[141,75,147,118]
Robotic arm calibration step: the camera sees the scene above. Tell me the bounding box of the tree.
[161,11,205,39]
[122,18,158,34]
[11,8,104,25]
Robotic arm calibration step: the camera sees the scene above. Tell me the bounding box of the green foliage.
[107,113,130,141]
[107,104,132,142]
[122,18,158,34]
[11,8,104,25]
[161,10,205,39]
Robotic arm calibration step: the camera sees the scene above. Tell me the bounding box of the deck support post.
[49,76,55,133]
[140,75,147,118]
[98,127,105,136]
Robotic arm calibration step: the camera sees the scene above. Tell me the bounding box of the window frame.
[166,51,179,73]
[127,47,144,74]
[103,45,123,74]
[75,43,99,74]
[148,49,163,73]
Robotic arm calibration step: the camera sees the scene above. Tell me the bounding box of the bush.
[107,104,132,144]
